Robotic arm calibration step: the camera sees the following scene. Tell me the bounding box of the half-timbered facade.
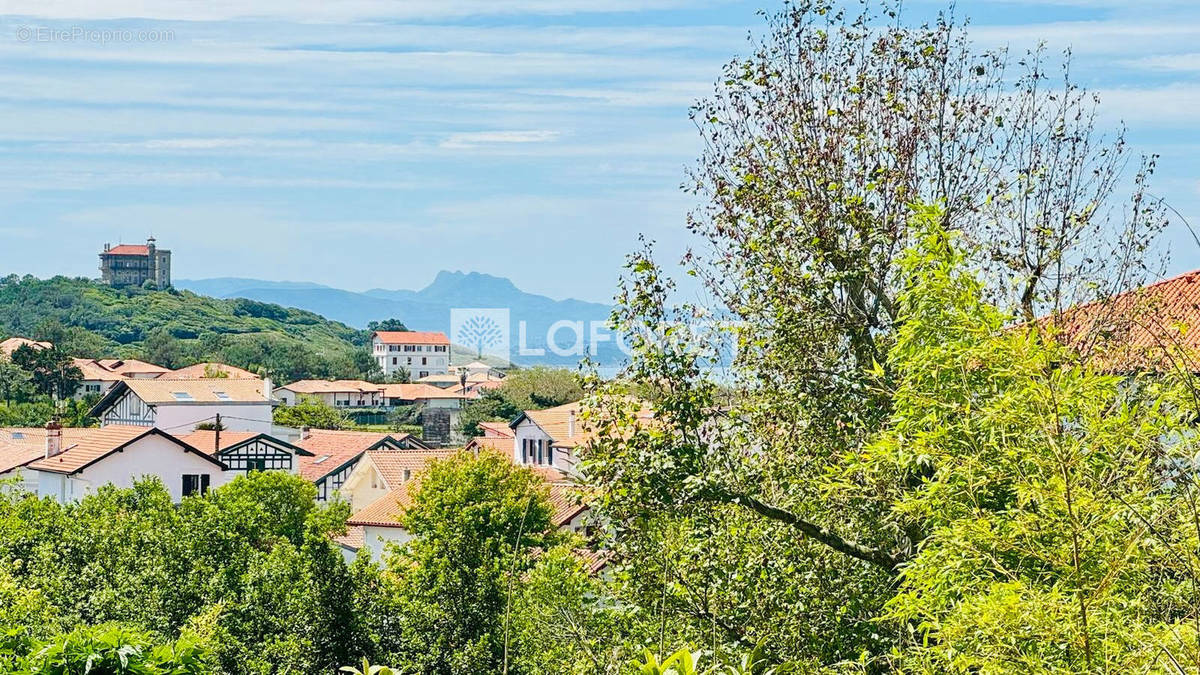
[178,430,312,478]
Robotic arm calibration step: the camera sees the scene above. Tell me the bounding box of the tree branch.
[697,486,903,575]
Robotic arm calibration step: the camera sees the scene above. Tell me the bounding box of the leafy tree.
[386,451,558,674]
[587,207,1198,669]
[141,327,185,369]
[508,546,637,675]
[368,319,409,333]
[10,346,81,400]
[458,367,581,436]
[0,360,32,405]
[579,0,1168,665]
[16,623,212,674]
[274,396,351,430]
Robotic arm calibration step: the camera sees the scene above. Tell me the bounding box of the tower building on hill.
[99,237,171,288]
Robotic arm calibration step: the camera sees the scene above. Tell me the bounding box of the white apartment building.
[372,331,450,380]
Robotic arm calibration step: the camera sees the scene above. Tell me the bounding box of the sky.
[2,1,1200,304]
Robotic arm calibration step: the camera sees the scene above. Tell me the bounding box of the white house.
[372,331,450,380]
[274,380,384,408]
[295,428,431,502]
[1,423,230,503]
[72,358,128,398]
[508,400,656,476]
[177,429,312,477]
[508,401,585,474]
[90,378,275,433]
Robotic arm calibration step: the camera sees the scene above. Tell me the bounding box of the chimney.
[567,409,576,438]
[263,377,273,401]
[104,242,111,252]
[44,419,63,458]
[299,426,311,440]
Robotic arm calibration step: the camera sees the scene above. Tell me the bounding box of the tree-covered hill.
[0,275,377,381]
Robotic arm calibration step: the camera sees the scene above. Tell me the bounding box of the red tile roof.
[96,359,172,377]
[380,383,467,400]
[16,426,222,475]
[372,331,449,345]
[365,448,456,488]
[478,422,514,439]
[73,358,128,383]
[1046,268,1200,372]
[175,430,261,455]
[346,484,415,527]
[0,338,52,358]
[335,525,365,550]
[295,429,422,481]
[104,244,149,255]
[170,362,260,380]
[465,436,511,454]
[279,380,380,395]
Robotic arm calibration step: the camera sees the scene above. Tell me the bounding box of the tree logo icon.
[450,308,511,364]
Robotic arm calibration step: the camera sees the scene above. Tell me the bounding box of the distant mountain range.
[175,272,622,368]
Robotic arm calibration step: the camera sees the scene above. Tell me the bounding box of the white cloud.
[440,130,560,149]
[2,0,726,22]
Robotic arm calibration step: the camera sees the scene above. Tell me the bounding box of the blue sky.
[2,1,1200,303]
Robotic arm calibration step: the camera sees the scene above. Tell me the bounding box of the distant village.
[0,238,615,568]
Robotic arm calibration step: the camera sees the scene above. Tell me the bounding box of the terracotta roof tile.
[335,525,365,550]
[0,338,52,358]
[73,358,128,383]
[346,484,415,527]
[104,244,150,255]
[96,359,172,376]
[372,331,449,345]
[478,422,514,439]
[170,362,259,380]
[175,430,261,455]
[120,378,270,404]
[465,436,511,454]
[295,429,421,481]
[365,448,456,487]
[278,380,380,395]
[20,426,211,475]
[1046,269,1200,372]
[380,383,467,400]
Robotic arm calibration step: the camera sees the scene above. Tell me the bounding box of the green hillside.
[0,275,377,381]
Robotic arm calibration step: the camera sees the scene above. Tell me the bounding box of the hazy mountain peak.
[421,270,521,298]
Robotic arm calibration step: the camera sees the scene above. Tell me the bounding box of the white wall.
[0,467,39,494]
[154,403,273,434]
[374,338,449,378]
[362,524,413,559]
[35,433,232,503]
[511,419,576,473]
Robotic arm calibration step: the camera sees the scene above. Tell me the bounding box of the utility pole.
[214,413,221,454]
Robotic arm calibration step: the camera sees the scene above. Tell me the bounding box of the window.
[392,357,397,365]
[214,391,231,401]
[404,469,412,481]
[247,458,266,472]
[182,474,210,497]
[422,357,427,365]
[172,391,194,401]
[548,445,554,466]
